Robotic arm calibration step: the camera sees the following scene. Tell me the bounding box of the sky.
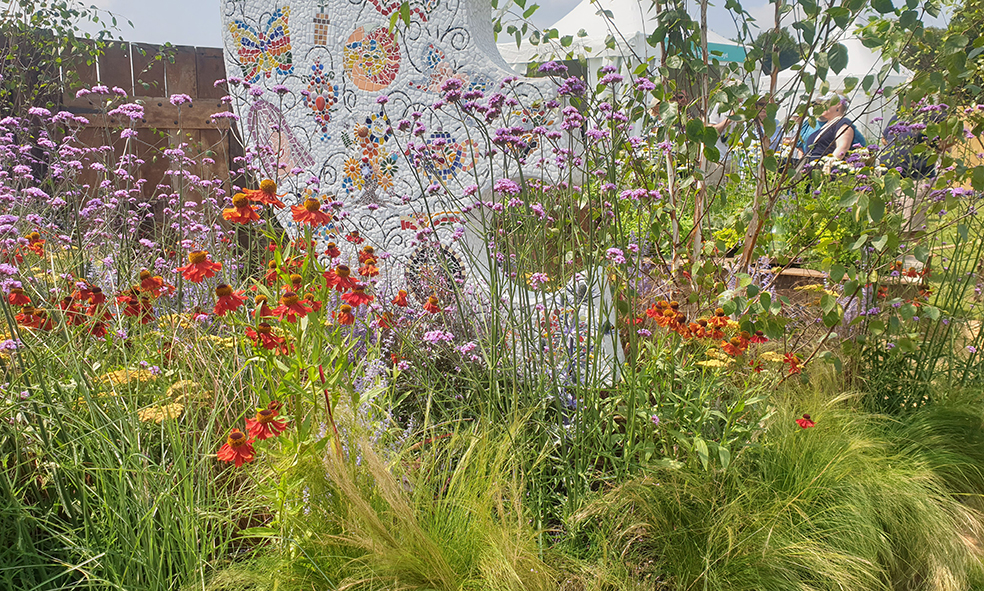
[78,0,782,49]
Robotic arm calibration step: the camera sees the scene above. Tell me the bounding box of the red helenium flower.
[795,414,815,429]
[336,304,355,325]
[245,322,286,351]
[217,429,255,467]
[392,290,409,307]
[246,408,287,440]
[290,198,334,227]
[324,265,357,293]
[341,284,374,307]
[8,287,30,306]
[214,284,247,316]
[358,246,376,264]
[176,250,222,283]
[240,179,286,208]
[254,294,273,318]
[272,291,313,323]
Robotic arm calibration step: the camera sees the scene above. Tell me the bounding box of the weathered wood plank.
[131,43,166,97]
[165,45,198,96]
[195,47,227,100]
[97,41,132,94]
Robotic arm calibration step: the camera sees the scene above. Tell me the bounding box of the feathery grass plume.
[572,390,984,591]
[242,419,558,591]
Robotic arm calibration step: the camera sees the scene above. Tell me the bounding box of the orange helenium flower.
[246,408,287,440]
[290,197,334,227]
[392,290,408,307]
[341,284,374,307]
[423,295,441,314]
[240,179,285,208]
[24,231,44,256]
[337,304,355,325]
[214,284,247,316]
[217,429,255,467]
[359,258,379,277]
[222,192,261,224]
[324,242,341,258]
[272,291,313,323]
[176,250,222,283]
[139,269,174,297]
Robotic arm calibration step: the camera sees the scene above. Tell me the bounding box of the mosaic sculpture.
[220,0,621,382]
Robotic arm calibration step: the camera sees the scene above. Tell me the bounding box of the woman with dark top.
[805,93,855,163]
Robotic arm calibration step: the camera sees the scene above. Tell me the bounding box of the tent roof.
[496,0,745,64]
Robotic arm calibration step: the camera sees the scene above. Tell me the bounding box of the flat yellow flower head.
[138,403,185,423]
[95,369,157,388]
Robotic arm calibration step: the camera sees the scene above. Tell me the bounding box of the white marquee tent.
[495,0,746,83]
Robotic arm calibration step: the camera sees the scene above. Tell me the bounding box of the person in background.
[804,92,856,163]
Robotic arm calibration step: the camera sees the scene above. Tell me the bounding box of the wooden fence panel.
[55,40,240,208]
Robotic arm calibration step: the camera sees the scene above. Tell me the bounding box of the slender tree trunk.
[693,0,709,264]
[740,0,783,270]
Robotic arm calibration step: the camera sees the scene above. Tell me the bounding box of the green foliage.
[0,0,125,114]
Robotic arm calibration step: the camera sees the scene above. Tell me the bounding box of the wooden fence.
[57,41,243,202]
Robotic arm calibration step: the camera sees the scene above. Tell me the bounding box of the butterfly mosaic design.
[229,6,294,84]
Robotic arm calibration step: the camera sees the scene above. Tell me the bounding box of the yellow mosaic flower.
[94,369,157,388]
[138,403,185,423]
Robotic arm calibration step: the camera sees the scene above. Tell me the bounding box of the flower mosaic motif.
[341,112,399,205]
[305,60,338,140]
[343,26,401,92]
[228,6,294,83]
[367,0,439,22]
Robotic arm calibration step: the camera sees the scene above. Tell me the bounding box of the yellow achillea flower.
[138,403,185,423]
[705,348,732,361]
[759,351,785,363]
[166,380,207,402]
[157,313,196,330]
[697,359,731,368]
[95,369,157,388]
[203,334,236,348]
